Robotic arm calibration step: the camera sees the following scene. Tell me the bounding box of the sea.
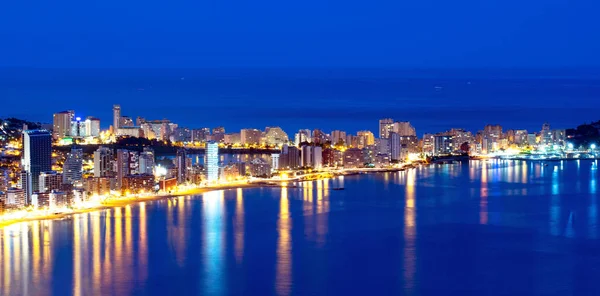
[1,68,600,134]
[1,159,600,295]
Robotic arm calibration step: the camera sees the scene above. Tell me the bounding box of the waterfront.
[1,160,600,295]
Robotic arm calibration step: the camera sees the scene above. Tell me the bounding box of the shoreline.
[0,165,419,229]
[0,182,264,229]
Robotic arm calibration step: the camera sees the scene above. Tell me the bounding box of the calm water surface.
[1,160,600,295]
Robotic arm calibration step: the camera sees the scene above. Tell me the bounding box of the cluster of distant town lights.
[0,105,598,225]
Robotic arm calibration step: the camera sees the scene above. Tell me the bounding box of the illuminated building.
[393,121,416,137]
[212,126,225,142]
[379,118,394,139]
[322,148,335,167]
[279,145,301,169]
[249,158,271,177]
[400,136,419,153]
[552,129,566,147]
[159,178,177,192]
[362,146,375,164]
[122,174,154,193]
[343,148,364,168]
[241,128,262,145]
[39,171,63,193]
[5,188,26,209]
[70,117,86,137]
[374,153,390,168]
[220,164,242,181]
[433,135,453,156]
[23,129,52,201]
[94,146,114,177]
[84,177,112,196]
[312,129,326,144]
[116,149,131,189]
[223,133,241,145]
[271,154,280,172]
[312,146,323,169]
[63,147,83,184]
[120,116,134,127]
[375,138,390,156]
[541,123,552,145]
[514,130,529,146]
[113,104,121,130]
[0,168,9,193]
[264,127,289,146]
[357,130,375,146]
[172,127,192,142]
[206,141,219,181]
[483,124,503,140]
[390,132,401,161]
[85,117,101,137]
[192,128,210,142]
[49,191,68,209]
[52,110,74,139]
[527,133,537,146]
[301,144,324,168]
[422,134,434,155]
[116,127,142,138]
[301,145,313,167]
[294,129,311,146]
[176,149,188,184]
[139,147,155,175]
[331,130,346,146]
[346,134,359,148]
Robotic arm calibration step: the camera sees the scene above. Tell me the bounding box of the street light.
[567,143,574,150]
[592,144,597,150]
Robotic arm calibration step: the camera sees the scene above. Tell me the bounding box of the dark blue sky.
[1,0,599,68]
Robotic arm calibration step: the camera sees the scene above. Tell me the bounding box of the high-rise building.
[23,130,52,200]
[115,149,130,190]
[70,117,86,138]
[139,147,155,175]
[113,105,121,130]
[278,145,301,169]
[357,130,375,146]
[313,146,323,169]
[551,129,566,147]
[312,129,326,144]
[249,158,272,177]
[422,134,435,155]
[343,148,364,168]
[212,127,226,143]
[541,123,552,145]
[85,117,101,137]
[63,147,83,184]
[294,129,312,146]
[192,128,211,142]
[0,169,9,193]
[39,171,63,193]
[240,129,262,146]
[223,133,241,145]
[433,135,453,156]
[390,132,401,161]
[94,146,114,177]
[52,111,74,140]
[206,141,219,182]
[264,127,288,146]
[331,130,347,146]
[301,145,313,167]
[176,149,188,184]
[379,118,394,139]
[271,154,280,172]
[393,122,416,137]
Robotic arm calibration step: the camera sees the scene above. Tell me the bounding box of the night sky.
[1,0,599,68]
[1,0,599,134]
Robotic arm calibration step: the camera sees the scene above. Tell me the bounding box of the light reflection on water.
[0,160,600,295]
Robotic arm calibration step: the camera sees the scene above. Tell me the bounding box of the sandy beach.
[0,182,265,228]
